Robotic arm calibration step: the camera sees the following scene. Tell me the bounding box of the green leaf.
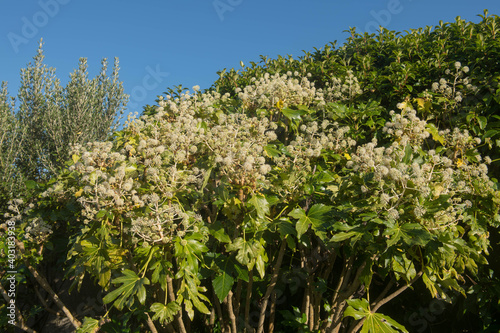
[25,179,37,189]
[360,312,409,333]
[209,222,231,243]
[213,273,235,302]
[77,317,100,333]
[402,143,412,164]
[392,254,416,282]
[277,217,296,238]
[247,194,270,219]
[226,238,263,270]
[331,231,361,242]
[426,123,445,145]
[150,302,181,324]
[255,253,267,279]
[344,298,408,333]
[191,294,211,315]
[314,170,336,183]
[264,144,281,157]
[422,270,439,297]
[72,154,80,164]
[201,167,212,191]
[281,107,307,120]
[96,209,107,219]
[102,269,150,310]
[289,204,331,239]
[289,208,309,239]
[384,223,431,247]
[477,115,487,130]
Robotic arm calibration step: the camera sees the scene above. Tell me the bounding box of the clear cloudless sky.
[1,0,500,120]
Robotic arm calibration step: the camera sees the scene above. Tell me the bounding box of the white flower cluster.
[431,61,477,103]
[130,203,202,244]
[347,108,493,231]
[156,88,232,118]
[236,72,318,111]
[2,199,52,244]
[382,109,430,146]
[317,70,363,105]
[271,120,355,198]
[24,217,53,243]
[204,114,274,187]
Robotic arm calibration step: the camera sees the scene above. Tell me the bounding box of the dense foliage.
[2,11,500,333]
[0,40,128,214]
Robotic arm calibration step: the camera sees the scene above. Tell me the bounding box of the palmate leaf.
[77,317,99,333]
[288,204,332,239]
[102,269,150,310]
[384,223,432,248]
[247,194,270,219]
[174,233,209,275]
[178,274,211,319]
[344,298,408,333]
[150,301,181,325]
[226,237,267,277]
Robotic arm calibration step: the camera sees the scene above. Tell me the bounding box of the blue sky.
[1,0,500,119]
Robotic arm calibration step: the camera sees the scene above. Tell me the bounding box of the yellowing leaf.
[456,158,463,167]
[414,97,432,112]
[344,153,351,160]
[276,99,284,109]
[75,189,83,198]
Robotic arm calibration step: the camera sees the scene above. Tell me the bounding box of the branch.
[256,240,287,333]
[212,286,227,333]
[268,291,277,333]
[15,239,81,329]
[372,271,423,313]
[244,269,254,333]
[145,312,159,333]
[166,272,187,333]
[370,277,395,308]
[351,272,423,333]
[0,282,37,333]
[226,290,238,333]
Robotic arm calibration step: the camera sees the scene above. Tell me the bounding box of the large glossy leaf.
[209,222,231,243]
[213,274,235,302]
[212,254,237,301]
[226,237,266,276]
[77,317,100,333]
[281,107,308,120]
[247,194,270,219]
[288,204,332,239]
[384,223,432,247]
[150,302,181,325]
[344,298,408,333]
[102,269,150,310]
